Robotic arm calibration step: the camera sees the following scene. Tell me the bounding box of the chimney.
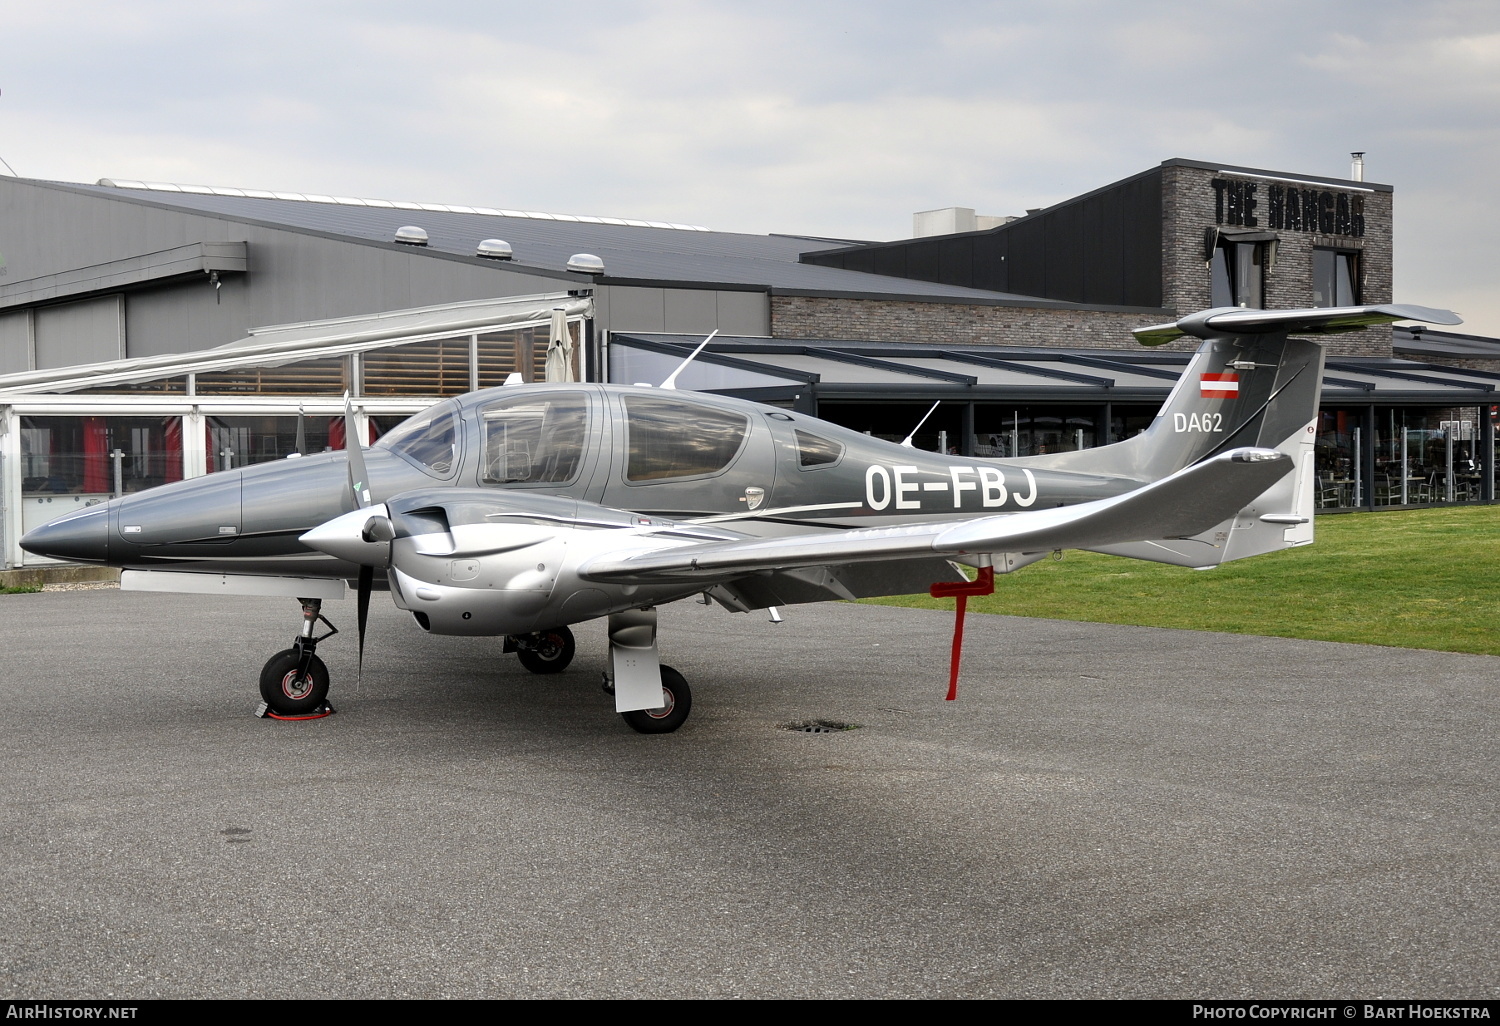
[1350,152,1365,182]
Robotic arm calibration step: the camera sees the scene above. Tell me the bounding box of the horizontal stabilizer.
[1134,304,1461,347]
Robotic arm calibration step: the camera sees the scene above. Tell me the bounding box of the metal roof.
[0,292,589,395]
[611,333,1500,405]
[33,178,1153,310]
[1393,325,1500,361]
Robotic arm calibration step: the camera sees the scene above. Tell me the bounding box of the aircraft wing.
[579,447,1292,584]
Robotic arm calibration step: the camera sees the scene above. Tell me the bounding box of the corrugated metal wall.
[802,169,1162,308]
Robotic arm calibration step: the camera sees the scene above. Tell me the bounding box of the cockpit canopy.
[376,399,460,478]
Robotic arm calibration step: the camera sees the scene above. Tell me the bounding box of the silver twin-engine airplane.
[21,304,1460,732]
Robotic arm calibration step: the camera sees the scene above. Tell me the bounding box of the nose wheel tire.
[515,626,576,674]
[259,649,331,716]
[620,666,692,734]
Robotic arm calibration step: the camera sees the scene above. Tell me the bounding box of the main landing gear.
[256,597,337,719]
[504,626,576,675]
[602,607,692,734]
[257,600,693,733]
[617,665,692,734]
[514,615,693,733]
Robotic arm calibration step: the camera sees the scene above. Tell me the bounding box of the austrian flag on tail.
[1201,372,1239,399]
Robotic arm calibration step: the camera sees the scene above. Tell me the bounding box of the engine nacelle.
[388,527,571,636]
[301,489,717,637]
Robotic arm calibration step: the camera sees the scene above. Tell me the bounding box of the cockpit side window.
[795,429,844,469]
[375,400,460,478]
[480,392,589,485]
[624,395,749,482]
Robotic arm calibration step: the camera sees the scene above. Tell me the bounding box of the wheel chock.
[254,700,337,721]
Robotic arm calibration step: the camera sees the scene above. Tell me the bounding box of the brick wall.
[1161,163,1394,357]
[770,295,1180,351]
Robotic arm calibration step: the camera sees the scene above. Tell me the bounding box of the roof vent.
[566,253,604,274]
[476,239,513,260]
[394,225,429,246]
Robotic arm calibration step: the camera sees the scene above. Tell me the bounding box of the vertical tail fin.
[1074,303,1461,567]
[1128,331,1325,483]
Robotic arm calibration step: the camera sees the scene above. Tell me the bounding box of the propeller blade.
[343,393,373,508]
[356,564,373,689]
[294,402,307,457]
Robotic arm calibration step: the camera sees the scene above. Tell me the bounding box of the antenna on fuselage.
[901,401,942,448]
[659,330,719,390]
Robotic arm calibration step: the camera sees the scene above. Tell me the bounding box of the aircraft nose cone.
[20,504,111,563]
[300,505,394,566]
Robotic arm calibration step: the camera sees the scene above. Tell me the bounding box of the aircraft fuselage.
[22,383,1144,574]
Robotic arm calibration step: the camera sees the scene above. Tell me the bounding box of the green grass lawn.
[872,505,1500,655]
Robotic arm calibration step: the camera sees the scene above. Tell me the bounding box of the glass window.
[204,415,349,472]
[624,395,749,482]
[480,392,589,484]
[195,357,348,395]
[476,327,535,389]
[1371,407,1482,506]
[362,338,472,396]
[972,405,1102,457]
[1313,249,1359,308]
[1210,241,1264,308]
[375,400,460,477]
[813,401,965,452]
[90,376,189,395]
[1315,408,1364,508]
[20,415,183,495]
[795,430,844,468]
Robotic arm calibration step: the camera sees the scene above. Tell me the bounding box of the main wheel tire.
[259,649,330,716]
[516,626,575,675]
[620,665,692,734]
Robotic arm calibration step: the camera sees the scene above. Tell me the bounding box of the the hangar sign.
[1212,177,1366,238]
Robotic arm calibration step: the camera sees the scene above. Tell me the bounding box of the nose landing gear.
[256,597,337,719]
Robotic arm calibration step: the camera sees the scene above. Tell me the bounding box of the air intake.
[566,253,604,274]
[476,239,513,259]
[394,226,429,246]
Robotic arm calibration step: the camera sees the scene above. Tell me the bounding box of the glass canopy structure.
[0,292,590,567]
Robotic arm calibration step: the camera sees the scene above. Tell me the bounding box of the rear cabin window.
[480,392,589,484]
[795,430,844,468]
[624,395,749,482]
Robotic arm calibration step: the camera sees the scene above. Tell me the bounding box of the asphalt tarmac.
[0,587,1495,1000]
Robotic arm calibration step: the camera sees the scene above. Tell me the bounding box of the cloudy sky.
[2,1,1497,332]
